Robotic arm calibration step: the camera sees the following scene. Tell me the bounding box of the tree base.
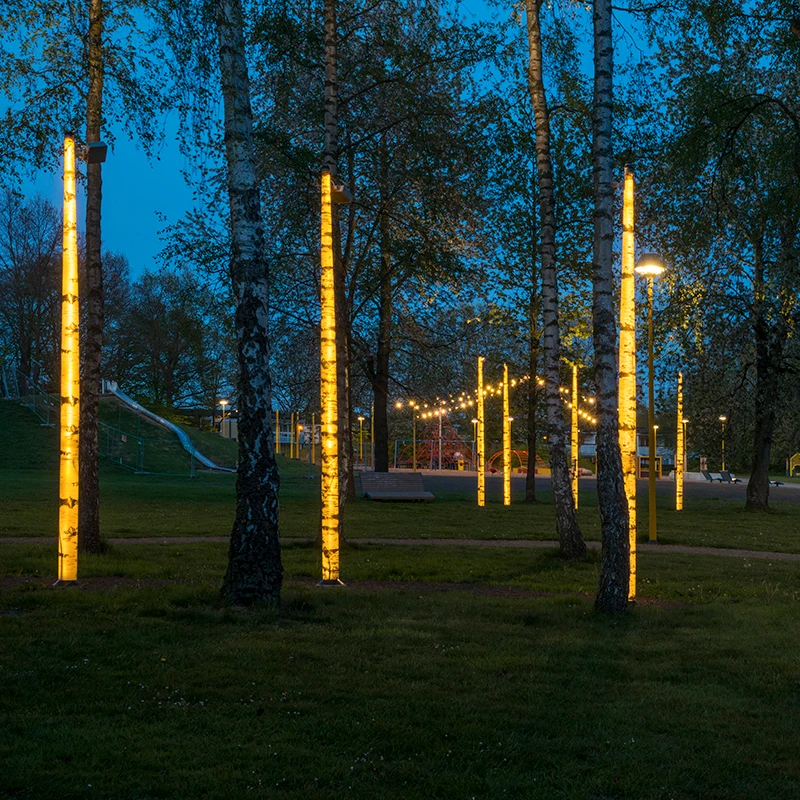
[317,579,346,588]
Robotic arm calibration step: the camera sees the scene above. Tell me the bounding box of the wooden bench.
[358,471,435,502]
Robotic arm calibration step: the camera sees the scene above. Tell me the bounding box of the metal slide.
[103,381,235,473]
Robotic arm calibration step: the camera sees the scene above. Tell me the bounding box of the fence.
[98,421,198,477]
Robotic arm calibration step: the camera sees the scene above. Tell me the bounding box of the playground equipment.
[788,453,800,477]
[103,381,233,473]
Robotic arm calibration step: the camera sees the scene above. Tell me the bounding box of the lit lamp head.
[358,416,365,422]
[634,253,666,279]
[219,399,228,408]
[718,415,727,423]
[471,418,479,424]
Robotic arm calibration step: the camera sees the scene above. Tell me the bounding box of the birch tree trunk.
[591,0,629,612]
[323,0,355,502]
[216,0,282,606]
[525,0,585,557]
[78,0,105,555]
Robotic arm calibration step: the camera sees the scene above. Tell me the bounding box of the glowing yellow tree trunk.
[58,136,80,583]
[275,409,279,455]
[320,171,341,583]
[503,364,511,506]
[676,372,684,511]
[618,166,637,601]
[571,363,579,508]
[477,357,485,507]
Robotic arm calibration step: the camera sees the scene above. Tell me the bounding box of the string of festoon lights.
[396,374,598,427]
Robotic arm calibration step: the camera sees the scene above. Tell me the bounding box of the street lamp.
[219,398,229,430]
[719,415,727,471]
[635,252,665,544]
[358,415,365,465]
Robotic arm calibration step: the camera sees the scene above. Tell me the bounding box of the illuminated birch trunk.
[571,363,579,509]
[503,364,511,506]
[320,171,341,583]
[477,356,485,507]
[216,0,282,606]
[592,0,630,612]
[58,135,80,584]
[676,372,684,511]
[525,0,584,556]
[618,167,637,599]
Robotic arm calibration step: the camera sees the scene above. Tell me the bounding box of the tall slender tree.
[591,0,629,612]
[79,0,105,554]
[524,0,585,558]
[215,0,282,606]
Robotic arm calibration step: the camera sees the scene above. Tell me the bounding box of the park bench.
[358,471,435,502]
[769,479,785,487]
[701,470,723,483]
[720,470,742,484]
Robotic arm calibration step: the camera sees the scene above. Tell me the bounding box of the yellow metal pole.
[58,135,80,584]
[571,363,579,509]
[503,364,511,507]
[275,409,279,456]
[647,278,657,543]
[319,171,340,584]
[477,356,485,507]
[619,166,637,600]
[676,372,684,511]
[291,411,296,458]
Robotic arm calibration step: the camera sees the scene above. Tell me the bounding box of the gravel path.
[3,536,799,562]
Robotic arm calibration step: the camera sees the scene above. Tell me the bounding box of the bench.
[701,470,723,483]
[769,479,785,487]
[720,470,742,484]
[358,471,435,502]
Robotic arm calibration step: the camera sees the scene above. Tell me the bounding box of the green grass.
[1,543,799,798]
[4,402,800,797]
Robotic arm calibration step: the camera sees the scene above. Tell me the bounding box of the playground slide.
[103,381,235,473]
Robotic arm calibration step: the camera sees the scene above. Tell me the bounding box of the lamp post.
[358,415,365,464]
[437,409,443,470]
[676,372,684,512]
[370,402,375,470]
[635,252,665,544]
[719,415,727,471]
[57,134,81,584]
[477,356,485,507]
[503,364,511,507]
[571,363,579,509]
[219,398,229,432]
[275,409,280,456]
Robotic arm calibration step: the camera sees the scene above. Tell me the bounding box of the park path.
[3,536,800,562]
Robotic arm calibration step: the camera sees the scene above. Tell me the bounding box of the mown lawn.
[4,397,800,798]
[1,541,799,799]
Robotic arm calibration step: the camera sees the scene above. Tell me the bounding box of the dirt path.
[3,535,800,562]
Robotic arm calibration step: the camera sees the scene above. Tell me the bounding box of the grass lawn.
[4,400,800,797]
[2,541,800,798]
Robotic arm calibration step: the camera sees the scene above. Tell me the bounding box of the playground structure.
[789,453,800,477]
[485,449,547,474]
[393,414,474,470]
